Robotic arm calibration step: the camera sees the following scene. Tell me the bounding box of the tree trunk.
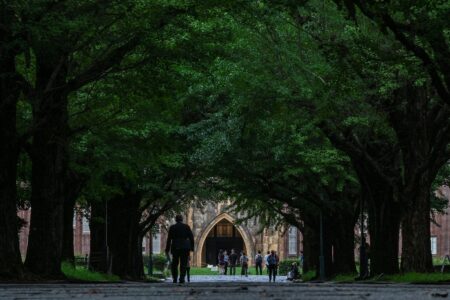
[0,73,22,279]
[24,55,69,278]
[365,183,401,275]
[331,213,357,274]
[301,222,319,274]
[302,217,333,278]
[401,184,434,272]
[61,193,76,264]
[108,192,143,279]
[0,7,24,279]
[89,199,108,273]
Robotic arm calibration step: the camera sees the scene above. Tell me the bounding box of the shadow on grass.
[331,272,450,284]
[61,262,120,282]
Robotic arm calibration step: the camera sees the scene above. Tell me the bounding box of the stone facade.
[17,190,450,264]
[152,201,302,267]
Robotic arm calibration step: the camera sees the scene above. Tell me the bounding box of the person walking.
[218,249,225,275]
[229,249,238,275]
[267,250,278,282]
[224,250,229,275]
[255,250,263,275]
[264,251,270,274]
[165,214,194,284]
[240,252,249,277]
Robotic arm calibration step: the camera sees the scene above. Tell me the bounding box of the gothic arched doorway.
[195,213,254,267]
[204,219,244,265]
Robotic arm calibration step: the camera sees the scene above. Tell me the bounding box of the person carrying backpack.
[267,250,278,282]
[254,250,263,275]
[240,252,249,277]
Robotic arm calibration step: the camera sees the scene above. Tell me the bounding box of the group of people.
[216,249,284,281]
[217,249,245,275]
[164,214,300,284]
[217,249,279,282]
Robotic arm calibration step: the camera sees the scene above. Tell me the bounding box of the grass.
[61,262,120,282]
[381,273,450,283]
[301,270,317,281]
[332,273,358,283]
[329,272,450,284]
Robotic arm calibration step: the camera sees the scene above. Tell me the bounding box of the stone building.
[157,201,302,267]
[430,186,450,259]
[17,187,450,264]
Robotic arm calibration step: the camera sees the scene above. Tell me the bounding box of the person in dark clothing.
[165,215,194,284]
[255,250,263,275]
[267,250,278,282]
[287,262,299,281]
[228,249,238,275]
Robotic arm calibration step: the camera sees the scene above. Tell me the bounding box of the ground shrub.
[278,259,300,275]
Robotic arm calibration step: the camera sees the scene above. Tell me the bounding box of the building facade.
[17,188,450,264]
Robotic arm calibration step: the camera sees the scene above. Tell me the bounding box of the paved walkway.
[177,275,287,283]
[1,282,449,299]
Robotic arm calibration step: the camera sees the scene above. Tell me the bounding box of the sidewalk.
[166,275,287,283]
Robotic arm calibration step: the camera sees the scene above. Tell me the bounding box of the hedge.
[143,254,168,272]
[278,259,300,275]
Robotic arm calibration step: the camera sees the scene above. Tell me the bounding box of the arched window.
[288,227,298,255]
[152,225,161,254]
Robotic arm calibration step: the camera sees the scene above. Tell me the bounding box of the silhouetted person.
[267,250,278,282]
[240,252,249,277]
[255,250,263,275]
[229,249,238,275]
[165,215,194,283]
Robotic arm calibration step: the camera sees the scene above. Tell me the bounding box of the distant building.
[17,187,450,265]
[18,201,301,266]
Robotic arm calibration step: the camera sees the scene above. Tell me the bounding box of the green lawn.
[62,262,120,282]
[382,273,450,283]
[330,272,450,284]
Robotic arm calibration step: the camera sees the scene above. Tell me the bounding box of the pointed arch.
[195,213,255,267]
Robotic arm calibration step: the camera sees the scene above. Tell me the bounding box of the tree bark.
[107,192,143,279]
[331,212,357,274]
[301,222,319,274]
[364,181,401,275]
[0,5,24,279]
[89,199,108,273]
[24,54,69,278]
[401,183,434,272]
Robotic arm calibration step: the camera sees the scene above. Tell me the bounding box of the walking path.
[171,275,287,283]
[1,282,449,299]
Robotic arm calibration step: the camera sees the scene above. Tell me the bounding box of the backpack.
[255,254,263,264]
[268,254,277,266]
